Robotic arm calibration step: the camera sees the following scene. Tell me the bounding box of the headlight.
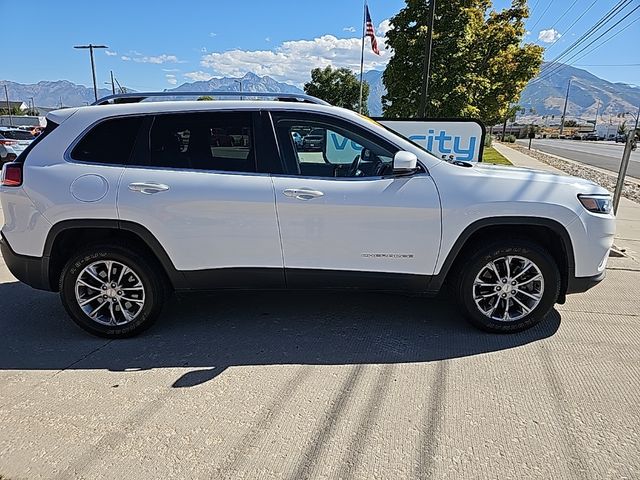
[578,194,612,214]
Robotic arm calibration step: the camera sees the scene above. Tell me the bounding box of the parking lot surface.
[1,207,639,479]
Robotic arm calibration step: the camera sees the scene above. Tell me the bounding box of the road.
[1,206,640,479]
[516,138,640,180]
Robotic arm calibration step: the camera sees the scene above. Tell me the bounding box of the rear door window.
[146,111,255,172]
[71,117,143,164]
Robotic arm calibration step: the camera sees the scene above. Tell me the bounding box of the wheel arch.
[44,220,185,292]
[431,217,575,301]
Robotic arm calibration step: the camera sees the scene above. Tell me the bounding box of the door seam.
[270,175,288,288]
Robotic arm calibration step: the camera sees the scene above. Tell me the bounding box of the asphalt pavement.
[515,138,640,180]
[1,200,640,479]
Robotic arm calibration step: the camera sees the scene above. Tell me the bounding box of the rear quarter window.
[15,120,58,164]
[70,117,143,165]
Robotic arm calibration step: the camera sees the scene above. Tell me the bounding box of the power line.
[529,0,553,31]
[542,0,631,69]
[561,15,640,69]
[539,5,640,81]
[548,0,580,31]
[532,0,634,83]
[544,0,599,51]
[528,0,541,17]
[574,63,640,67]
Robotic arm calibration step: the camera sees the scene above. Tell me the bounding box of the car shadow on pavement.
[0,281,561,387]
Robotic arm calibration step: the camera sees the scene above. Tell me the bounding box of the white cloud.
[134,54,182,64]
[184,71,214,81]
[165,74,177,85]
[265,37,271,42]
[198,34,390,86]
[538,28,561,43]
[120,51,183,64]
[162,68,180,72]
[377,19,392,36]
[105,50,118,56]
[201,47,208,53]
[209,32,217,37]
[343,26,356,32]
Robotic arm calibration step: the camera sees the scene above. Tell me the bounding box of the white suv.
[0,92,615,338]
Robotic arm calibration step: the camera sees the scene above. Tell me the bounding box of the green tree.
[382,0,543,123]
[617,121,628,136]
[0,106,22,115]
[563,119,578,127]
[197,95,214,101]
[304,66,369,114]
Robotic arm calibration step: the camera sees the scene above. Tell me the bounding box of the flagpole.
[358,0,366,114]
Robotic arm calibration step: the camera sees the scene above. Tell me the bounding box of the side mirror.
[393,151,418,173]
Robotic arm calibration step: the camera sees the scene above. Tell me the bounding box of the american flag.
[365,5,380,55]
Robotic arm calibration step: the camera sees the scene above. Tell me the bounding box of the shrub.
[505,135,517,143]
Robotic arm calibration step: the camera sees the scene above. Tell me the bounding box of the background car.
[301,128,325,151]
[615,134,627,143]
[0,128,35,164]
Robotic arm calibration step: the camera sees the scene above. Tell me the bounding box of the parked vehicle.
[0,128,35,164]
[0,92,615,338]
[615,134,627,143]
[584,133,599,141]
[301,128,325,151]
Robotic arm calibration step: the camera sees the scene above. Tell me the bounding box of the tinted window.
[1,130,35,140]
[71,117,143,164]
[16,120,59,164]
[147,112,255,172]
[274,117,395,178]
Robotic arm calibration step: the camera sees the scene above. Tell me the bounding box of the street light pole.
[74,44,108,103]
[612,103,640,214]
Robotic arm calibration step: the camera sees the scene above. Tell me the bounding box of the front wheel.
[60,245,167,338]
[456,241,560,333]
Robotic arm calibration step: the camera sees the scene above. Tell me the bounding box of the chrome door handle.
[282,188,324,200]
[128,182,170,195]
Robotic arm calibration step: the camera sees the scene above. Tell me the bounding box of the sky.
[1,0,638,90]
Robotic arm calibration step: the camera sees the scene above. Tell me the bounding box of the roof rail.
[93,91,331,106]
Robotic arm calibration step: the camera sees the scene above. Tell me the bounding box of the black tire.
[59,245,168,338]
[455,240,560,333]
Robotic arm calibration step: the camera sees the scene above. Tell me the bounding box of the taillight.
[1,163,22,186]
[0,139,18,146]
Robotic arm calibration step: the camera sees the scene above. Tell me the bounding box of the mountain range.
[2,64,638,120]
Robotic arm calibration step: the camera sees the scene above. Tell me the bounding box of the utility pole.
[418,0,436,118]
[29,96,35,115]
[559,78,572,136]
[613,103,639,214]
[74,44,108,103]
[4,85,13,127]
[110,71,116,95]
[234,80,243,100]
[594,99,601,131]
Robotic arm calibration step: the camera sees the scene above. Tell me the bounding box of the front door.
[270,112,441,290]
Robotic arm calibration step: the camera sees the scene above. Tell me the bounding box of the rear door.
[117,110,284,289]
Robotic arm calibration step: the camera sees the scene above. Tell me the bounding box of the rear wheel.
[60,245,167,338]
[456,241,560,333]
